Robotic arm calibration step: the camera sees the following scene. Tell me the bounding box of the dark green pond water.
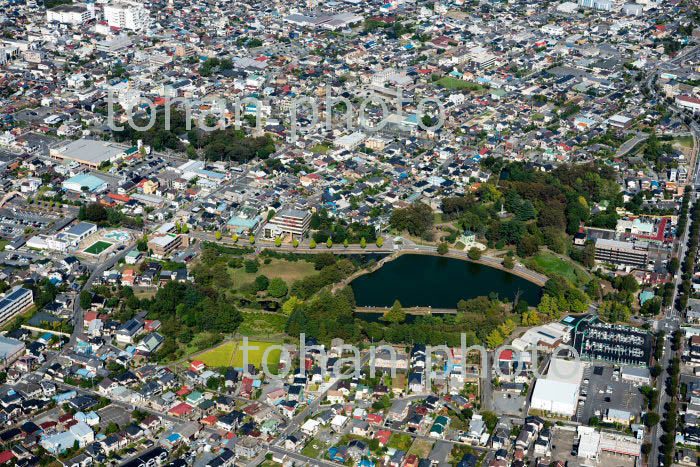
[350,254,541,309]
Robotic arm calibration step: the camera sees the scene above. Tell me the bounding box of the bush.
[467,247,481,260]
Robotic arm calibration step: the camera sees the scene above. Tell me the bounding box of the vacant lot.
[195,339,282,370]
[529,251,589,285]
[84,241,112,255]
[407,438,434,458]
[436,76,482,91]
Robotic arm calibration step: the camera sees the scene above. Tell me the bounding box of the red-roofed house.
[241,378,254,399]
[168,402,193,417]
[375,429,391,446]
[190,361,206,373]
[0,451,14,464]
[367,413,383,425]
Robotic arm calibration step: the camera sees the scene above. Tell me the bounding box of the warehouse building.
[62,173,108,193]
[0,286,34,327]
[529,358,582,417]
[0,336,26,367]
[50,139,125,169]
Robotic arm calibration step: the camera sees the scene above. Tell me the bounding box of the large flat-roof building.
[46,3,95,25]
[147,234,183,259]
[50,139,125,170]
[529,358,582,417]
[0,286,33,327]
[263,209,311,240]
[594,238,648,268]
[0,336,26,366]
[59,222,97,247]
[62,174,107,193]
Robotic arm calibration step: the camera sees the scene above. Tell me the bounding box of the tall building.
[104,2,148,30]
[263,209,311,240]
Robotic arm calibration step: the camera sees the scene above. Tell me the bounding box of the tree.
[384,300,406,323]
[645,412,660,428]
[79,291,92,309]
[486,329,504,348]
[249,235,255,244]
[255,275,270,291]
[467,247,481,260]
[268,278,288,298]
[232,233,238,243]
[244,260,259,273]
[275,237,282,247]
[668,257,680,275]
[376,237,384,248]
[281,296,301,315]
[360,237,366,248]
[182,223,189,234]
[326,238,333,249]
[293,238,299,248]
[309,238,317,249]
[344,239,349,248]
[503,255,515,269]
[215,231,222,241]
[437,242,449,255]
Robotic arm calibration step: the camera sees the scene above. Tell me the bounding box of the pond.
[350,254,542,310]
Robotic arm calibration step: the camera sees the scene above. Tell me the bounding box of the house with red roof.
[168,402,193,417]
[190,361,206,373]
[374,429,391,446]
[0,451,14,464]
[241,378,254,399]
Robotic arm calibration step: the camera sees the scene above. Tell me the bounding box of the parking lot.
[549,427,636,467]
[492,390,526,415]
[577,364,645,426]
[98,404,133,428]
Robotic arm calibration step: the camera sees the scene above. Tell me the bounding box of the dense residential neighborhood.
[2,0,700,464]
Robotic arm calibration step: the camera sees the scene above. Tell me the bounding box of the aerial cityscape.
[1,0,700,465]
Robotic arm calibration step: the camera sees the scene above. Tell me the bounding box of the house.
[234,437,261,458]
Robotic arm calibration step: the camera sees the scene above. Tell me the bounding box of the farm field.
[194,340,282,370]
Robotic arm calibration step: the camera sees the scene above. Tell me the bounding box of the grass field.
[529,251,589,285]
[301,439,327,459]
[674,136,694,149]
[84,240,113,255]
[194,339,282,370]
[229,258,316,286]
[407,438,434,458]
[388,433,413,451]
[436,77,483,91]
[195,342,238,367]
[237,312,287,338]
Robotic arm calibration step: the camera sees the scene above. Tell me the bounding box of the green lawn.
[228,258,316,287]
[388,433,413,451]
[301,439,327,459]
[436,77,483,91]
[311,144,331,154]
[84,241,113,255]
[530,251,589,285]
[0,240,8,252]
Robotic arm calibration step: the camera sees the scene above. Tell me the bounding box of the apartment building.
[594,238,649,268]
[0,286,34,326]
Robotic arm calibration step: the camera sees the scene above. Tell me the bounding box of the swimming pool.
[104,231,130,243]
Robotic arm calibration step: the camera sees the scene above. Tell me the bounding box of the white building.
[104,2,149,30]
[46,2,95,25]
[0,286,34,327]
[529,359,582,417]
